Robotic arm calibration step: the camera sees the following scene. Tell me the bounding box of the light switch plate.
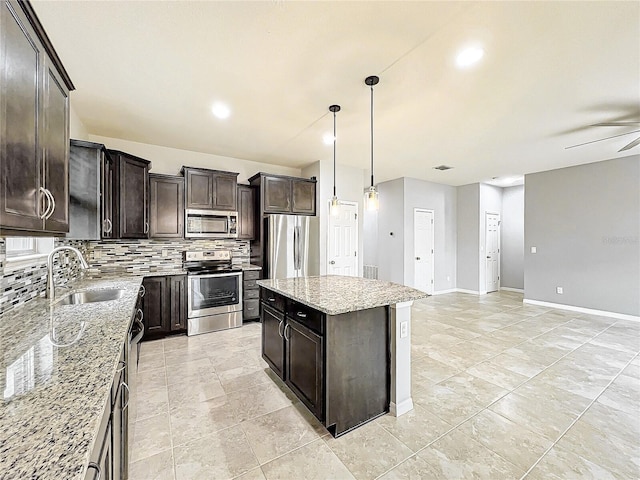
[531,246,537,253]
[556,286,563,294]
[400,321,408,338]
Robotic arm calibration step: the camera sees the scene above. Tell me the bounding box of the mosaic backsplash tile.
[0,238,89,317]
[0,238,249,318]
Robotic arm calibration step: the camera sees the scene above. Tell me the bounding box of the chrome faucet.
[47,246,89,301]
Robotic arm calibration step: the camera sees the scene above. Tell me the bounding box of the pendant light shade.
[365,75,380,212]
[329,104,341,217]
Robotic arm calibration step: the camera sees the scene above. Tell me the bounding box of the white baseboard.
[500,287,524,293]
[455,288,481,295]
[431,288,457,295]
[389,398,414,417]
[523,299,640,322]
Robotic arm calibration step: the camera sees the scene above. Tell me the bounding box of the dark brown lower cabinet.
[142,275,186,340]
[260,286,389,437]
[261,305,285,379]
[169,275,187,332]
[285,318,323,419]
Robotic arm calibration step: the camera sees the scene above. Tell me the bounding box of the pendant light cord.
[370,84,374,188]
[333,109,337,197]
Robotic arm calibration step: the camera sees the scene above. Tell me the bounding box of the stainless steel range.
[183,250,243,336]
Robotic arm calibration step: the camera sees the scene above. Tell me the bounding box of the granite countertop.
[241,263,262,271]
[0,275,143,480]
[257,275,427,315]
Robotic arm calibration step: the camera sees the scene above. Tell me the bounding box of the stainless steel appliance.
[185,209,238,238]
[184,250,243,335]
[265,215,318,279]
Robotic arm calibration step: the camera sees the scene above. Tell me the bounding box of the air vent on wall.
[433,165,453,171]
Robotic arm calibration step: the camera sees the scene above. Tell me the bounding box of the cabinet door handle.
[87,462,101,480]
[139,284,146,298]
[116,360,127,373]
[121,382,130,410]
[104,218,113,234]
[46,189,56,219]
[296,312,307,318]
[278,319,284,338]
[144,222,149,234]
[268,297,275,303]
[284,323,291,341]
[39,187,52,219]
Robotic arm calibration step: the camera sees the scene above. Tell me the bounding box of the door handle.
[487,256,491,259]
[416,257,421,260]
[39,187,52,219]
[46,189,56,219]
[329,260,335,265]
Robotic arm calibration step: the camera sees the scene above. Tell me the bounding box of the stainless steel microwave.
[185,209,238,238]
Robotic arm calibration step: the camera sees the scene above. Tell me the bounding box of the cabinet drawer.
[260,288,286,312]
[244,270,260,280]
[244,299,260,318]
[244,288,259,300]
[286,300,323,335]
[244,279,258,289]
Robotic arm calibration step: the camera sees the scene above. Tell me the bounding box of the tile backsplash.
[85,238,249,272]
[0,238,89,317]
[0,237,250,318]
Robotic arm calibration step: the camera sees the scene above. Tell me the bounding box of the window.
[4,237,54,270]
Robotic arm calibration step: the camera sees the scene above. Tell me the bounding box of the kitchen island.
[257,275,427,437]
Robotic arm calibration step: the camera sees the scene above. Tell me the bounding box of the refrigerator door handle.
[293,225,300,271]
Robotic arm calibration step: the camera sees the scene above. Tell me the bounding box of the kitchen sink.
[57,289,126,305]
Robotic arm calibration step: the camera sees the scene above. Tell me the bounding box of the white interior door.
[414,209,434,294]
[485,212,500,293]
[328,202,358,276]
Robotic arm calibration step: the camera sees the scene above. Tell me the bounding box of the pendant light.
[329,104,341,216]
[365,75,379,211]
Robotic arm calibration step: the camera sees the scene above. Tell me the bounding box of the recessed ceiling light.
[456,45,484,68]
[323,132,335,145]
[212,102,231,119]
[486,175,524,187]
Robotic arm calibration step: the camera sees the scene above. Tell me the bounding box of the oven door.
[187,272,243,318]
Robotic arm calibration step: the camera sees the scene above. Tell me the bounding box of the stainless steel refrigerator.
[266,215,319,279]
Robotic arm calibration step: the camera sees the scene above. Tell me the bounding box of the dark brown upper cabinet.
[182,167,239,211]
[149,174,184,238]
[236,185,255,240]
[0,0,74,236]
[249,173,316,216]
[67,140,113,240]
[108,150,150,239]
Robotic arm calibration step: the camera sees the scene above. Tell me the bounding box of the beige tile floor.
[129,291,640,480]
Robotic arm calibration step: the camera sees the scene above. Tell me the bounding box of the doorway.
[327,201,358,276]
[485,212,500,293]
[413,209,434,294]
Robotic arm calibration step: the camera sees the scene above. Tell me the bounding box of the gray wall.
[501,185,524,289]
[524,155,640,316]
[403,178,457,292]
[377,178,405,284]
[456,183,480,292]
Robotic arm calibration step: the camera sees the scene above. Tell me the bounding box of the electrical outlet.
[162,249,168,258]
[531,246,537,254]
[556,286,563,294]
[400,321,408,338]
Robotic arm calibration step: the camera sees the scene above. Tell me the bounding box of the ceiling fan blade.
[591,121,640,127]
[618,136,640,152]
[565,129,640,149]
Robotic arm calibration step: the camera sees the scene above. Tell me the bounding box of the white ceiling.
[33,1,640,186]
